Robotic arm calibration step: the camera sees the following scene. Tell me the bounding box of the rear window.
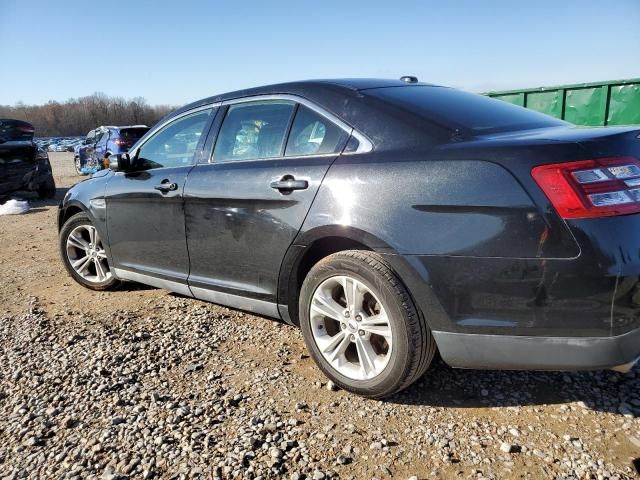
[118,128,149,140]
[367,86,568,134]
[0,119,35,141]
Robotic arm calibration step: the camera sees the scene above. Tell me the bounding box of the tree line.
[0,93,176,137]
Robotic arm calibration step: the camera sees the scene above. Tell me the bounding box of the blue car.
[74,125,149,175]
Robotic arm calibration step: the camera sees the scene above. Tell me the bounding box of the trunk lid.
[466,125,640,149]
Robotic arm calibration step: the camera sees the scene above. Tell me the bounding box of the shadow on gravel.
[390,356,639,417]
[32,187,70,207]
[117,282,159,292]
[1,187,70,209]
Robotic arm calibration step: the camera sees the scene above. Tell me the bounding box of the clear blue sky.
[1,0,638,107]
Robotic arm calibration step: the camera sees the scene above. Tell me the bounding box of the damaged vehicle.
[57,79,640,398]
[0,119,56,198]
[74,125,149,175]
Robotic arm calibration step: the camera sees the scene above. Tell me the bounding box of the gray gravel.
[0,295,638,479]
[0,154,638,479]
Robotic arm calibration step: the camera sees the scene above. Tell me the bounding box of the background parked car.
[0,118,56,199]
[94,125,149,167]
[74,127,112,175]
[74,125,148,175]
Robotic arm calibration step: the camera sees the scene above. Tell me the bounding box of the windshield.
[0,119,35,141]
[367,86,568,135]
[118,127,149,140]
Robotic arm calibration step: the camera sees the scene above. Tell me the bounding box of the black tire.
[59,212,120,291]
[74,156,82,175]
[299,250,436,399]
[37,177,57,199]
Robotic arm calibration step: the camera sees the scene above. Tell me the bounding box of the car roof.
[177,78,440,114]
[111,125,149,130]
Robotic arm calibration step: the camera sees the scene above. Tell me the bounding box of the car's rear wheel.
[74,156,82,175]
[59,212,119,291]
[299,250,436,399]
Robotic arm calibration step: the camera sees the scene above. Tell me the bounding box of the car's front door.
[184,98,351,313]
[80,130,97,168]
[105,106,215,293]
[93,130,109,165]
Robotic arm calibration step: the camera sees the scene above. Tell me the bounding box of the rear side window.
[367,86,568,134]
[119,128,149,140]
[213,101,295,162]
[285,105,348,157]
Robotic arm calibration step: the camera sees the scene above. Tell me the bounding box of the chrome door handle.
[270,177,308,193]
[154,182,178,192]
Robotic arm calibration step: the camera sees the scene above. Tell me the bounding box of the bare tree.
[0,93,176,137]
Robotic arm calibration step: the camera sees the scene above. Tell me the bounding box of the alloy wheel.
[309,275,393,380]
[65,225,111,283]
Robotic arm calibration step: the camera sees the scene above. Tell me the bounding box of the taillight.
[112,139,130,146]
[531,157,640,219]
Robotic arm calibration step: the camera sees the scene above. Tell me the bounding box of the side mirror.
[108,153,131,172]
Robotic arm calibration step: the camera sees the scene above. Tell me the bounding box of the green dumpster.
[485,79,640,126]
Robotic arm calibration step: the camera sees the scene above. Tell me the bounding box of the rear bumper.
[0,162,52,196]
[433,327,640,371]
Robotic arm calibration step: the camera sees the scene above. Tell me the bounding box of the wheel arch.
[277,225,450,332]
[57,200,104,238]
[57,201,87,231]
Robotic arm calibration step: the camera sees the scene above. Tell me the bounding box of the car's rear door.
[104,106,216,292]
[183,97,352,314]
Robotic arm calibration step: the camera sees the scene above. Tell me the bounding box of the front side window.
[285,105,349,157]
[136,109,212,170]
[213,101,295,162]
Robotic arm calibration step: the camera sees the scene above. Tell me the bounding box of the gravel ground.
[0,153,638,479]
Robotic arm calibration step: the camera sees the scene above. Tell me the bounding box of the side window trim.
[219,94,372,156]
[280,102,299,158]
[207,94,372,163]
[198,105,228,165]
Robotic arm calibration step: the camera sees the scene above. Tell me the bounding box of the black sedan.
[57,78,640,398]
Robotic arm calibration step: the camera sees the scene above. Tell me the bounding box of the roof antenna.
[400,76,418,83]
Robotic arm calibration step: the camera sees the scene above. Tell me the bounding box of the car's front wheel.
[74,156,82,175]
[299,250,436,399]
[59,212,119,290]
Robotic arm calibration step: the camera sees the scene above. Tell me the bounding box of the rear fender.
[277,224,450,330]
